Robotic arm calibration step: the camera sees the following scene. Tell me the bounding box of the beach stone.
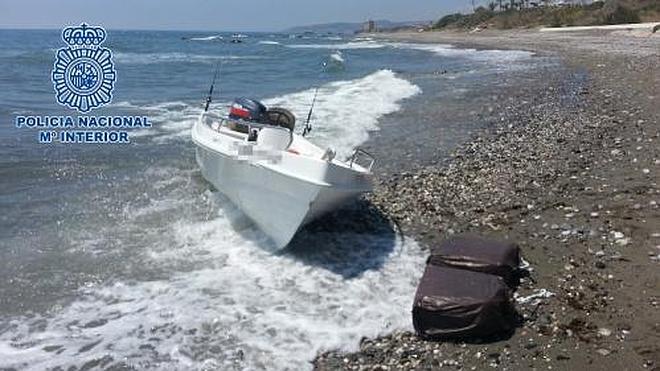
[314,28,660,371]
[596,348,611,356]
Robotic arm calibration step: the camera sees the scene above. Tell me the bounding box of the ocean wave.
[330,50,344,63]
[0,160,426,370]
[112,52,265,64]
[108,100,204,141]
[286,41,386,50]
[322,51,346,73]
[258,40,281,45]
[264,69,421,157]
[112,69,421,155]
[0,229,424,370]
[186,35,224,41]
[387,42,535,62]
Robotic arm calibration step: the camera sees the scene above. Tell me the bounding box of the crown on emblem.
[62,23,106,46]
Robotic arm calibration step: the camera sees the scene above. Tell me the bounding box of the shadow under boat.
[197,166,399,279]
[283,198,401,279]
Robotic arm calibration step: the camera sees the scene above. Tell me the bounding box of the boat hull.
[194,144,366,248]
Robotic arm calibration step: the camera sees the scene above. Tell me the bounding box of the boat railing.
[202,112,291,134]
[348,147,375,172]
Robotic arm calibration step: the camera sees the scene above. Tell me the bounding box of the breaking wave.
[118,69,421,158]
[329,50,344,63]
[286,41,386,50]
[0,137,425,370]
[186,35,224,41]
[386,42,535,63]
[265,69,420,157]
[0,70,425,370]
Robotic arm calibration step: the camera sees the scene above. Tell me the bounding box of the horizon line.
[0,26,286,33]
[0,18,428,34]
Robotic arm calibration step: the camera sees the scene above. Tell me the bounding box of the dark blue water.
[0,29,551,370]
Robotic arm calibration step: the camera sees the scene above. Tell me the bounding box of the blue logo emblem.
[52,23,116,113]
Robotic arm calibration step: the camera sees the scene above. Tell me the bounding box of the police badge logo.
[52,23,116,113]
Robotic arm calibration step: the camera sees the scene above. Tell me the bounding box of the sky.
[0,0,471,32]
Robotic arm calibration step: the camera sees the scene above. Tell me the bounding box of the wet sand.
[314,29,659,370]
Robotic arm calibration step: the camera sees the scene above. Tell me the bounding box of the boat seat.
[257,126,292,150]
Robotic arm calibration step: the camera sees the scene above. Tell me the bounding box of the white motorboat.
[191,98,374,248]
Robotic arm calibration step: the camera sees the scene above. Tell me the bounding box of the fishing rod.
[204,61,222,112]
[302,87,319,137]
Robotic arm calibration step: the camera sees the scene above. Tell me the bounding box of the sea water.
[0,30,549,370]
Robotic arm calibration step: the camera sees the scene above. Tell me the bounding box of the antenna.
[302,87,319,137]
[204,61,222,112]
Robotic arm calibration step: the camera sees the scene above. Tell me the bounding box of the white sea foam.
[287,40,534,68]
[0,68,424,370]
[109,100,205,141]
[0,184,426,371]
[387,42,535,64]
[330,50,344,63]
[265,69,421,157]
[258,40,281,45]
[286,41,386,50]
[112,52,265,64]
[122,69,420,157]
[187,35,224,41]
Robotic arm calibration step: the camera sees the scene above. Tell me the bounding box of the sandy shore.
[314,29,659,370]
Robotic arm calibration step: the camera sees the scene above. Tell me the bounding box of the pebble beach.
[314,28,660,370]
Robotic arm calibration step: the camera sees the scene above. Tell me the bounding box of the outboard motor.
[229,98,268,122]
[228,97,296,133]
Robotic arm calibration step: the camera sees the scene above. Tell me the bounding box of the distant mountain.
[283,20,431,34]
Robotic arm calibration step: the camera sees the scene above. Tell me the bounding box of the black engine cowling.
[228,97,296,132]
[229,97,267,122]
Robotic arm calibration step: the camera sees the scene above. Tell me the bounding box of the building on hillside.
[363,20,376,33]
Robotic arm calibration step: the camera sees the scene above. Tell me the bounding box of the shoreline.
[314,29,659,369]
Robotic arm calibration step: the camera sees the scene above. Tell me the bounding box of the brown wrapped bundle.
[427,235,521,287]
[412,264,516,340]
